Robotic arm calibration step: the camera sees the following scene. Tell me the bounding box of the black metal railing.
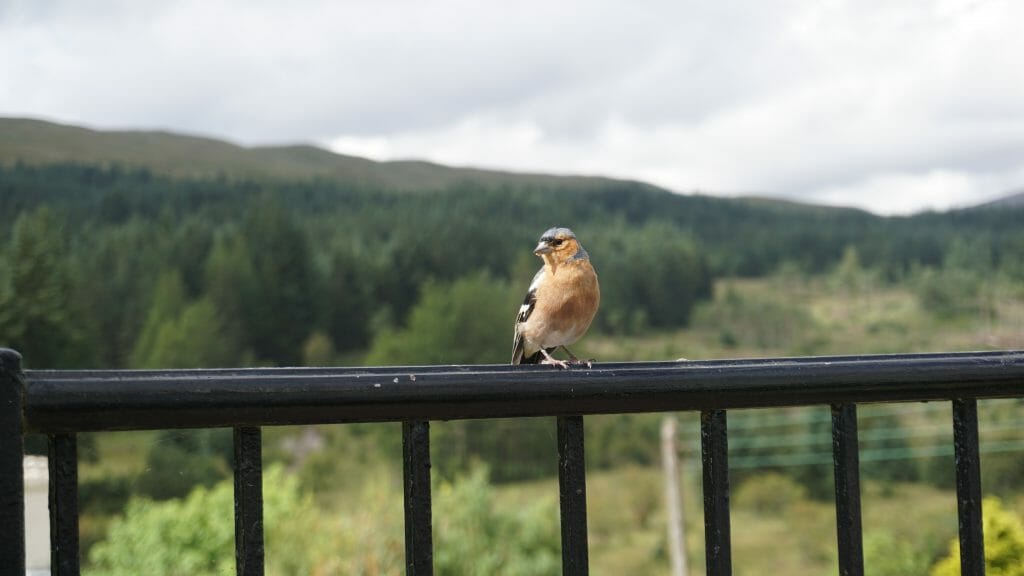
[2,348,1023,576]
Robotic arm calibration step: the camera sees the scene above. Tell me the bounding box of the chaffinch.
[512,227,600,368]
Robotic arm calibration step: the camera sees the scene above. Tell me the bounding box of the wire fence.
[676,400,1023,469]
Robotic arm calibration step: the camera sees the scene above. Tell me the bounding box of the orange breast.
[524,260,600,348]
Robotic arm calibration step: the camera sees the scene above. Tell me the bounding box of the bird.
[512,227,600,368]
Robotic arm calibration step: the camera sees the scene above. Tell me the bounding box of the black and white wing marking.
[511,268,544,364]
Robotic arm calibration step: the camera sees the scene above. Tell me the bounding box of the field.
[582,272,1024,362]
[503,466,1003,576]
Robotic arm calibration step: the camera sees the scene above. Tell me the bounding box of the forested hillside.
[2,160,1023,371]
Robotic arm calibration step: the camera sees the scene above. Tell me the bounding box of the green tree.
[136,299,242,368]
[322,247,373,351]
[71,220,161,367]
[365,272,518,365]
[0,207,89,367]
[203,230,259,350]
[131,270,187,367]
[587,222,710,333]
[242,196,319,365]
[931,497,1024,576]
[830,245,878,296]
[151,212,215,298]
[88,467,322,576]
[131,270,242,368]
[916,236,998,320]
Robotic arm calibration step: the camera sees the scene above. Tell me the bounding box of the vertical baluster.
[953,399,985,576]
[48,434,79,575]
[831,404,864,576]
[557,415,590,575]
[403,420,433,576]
[0,349,25,576]
[233,426,264,576]
[701,409,731,576]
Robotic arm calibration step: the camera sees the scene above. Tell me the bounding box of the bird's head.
[534,227,587,265]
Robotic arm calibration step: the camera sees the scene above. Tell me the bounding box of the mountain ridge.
[0,116,644,193]
[2,116,1020,213]
[973,190,1024,209]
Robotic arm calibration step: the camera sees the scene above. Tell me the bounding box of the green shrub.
[733,472,808,515]
[931,497,1024,576]
[433,466,560,576]
[863,529,932,576]
[87,464,559,576]
[915,267,983,320]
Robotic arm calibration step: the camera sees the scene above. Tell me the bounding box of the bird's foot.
[540,356,571,369]
[566,355,594,369]
[560,346,594,368]
[540,348,571,369]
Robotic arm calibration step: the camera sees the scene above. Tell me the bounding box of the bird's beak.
[534,241,553,255]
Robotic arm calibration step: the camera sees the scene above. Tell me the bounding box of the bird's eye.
[552,239,564,247]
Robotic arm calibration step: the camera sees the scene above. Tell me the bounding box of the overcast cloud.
[2,0,1023,214]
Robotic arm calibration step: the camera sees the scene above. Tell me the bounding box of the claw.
[539,348,571,369]
[541,357,571,369]
[560,346,594,368]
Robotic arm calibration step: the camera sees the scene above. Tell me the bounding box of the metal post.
[701,409,731,576]
[953,399,985,576]
[831,404,864,576]
[403,420,433,576]
[557,415,590,576]
[0,348,25,576]
[233,426,264,576]
[48,434,79,575]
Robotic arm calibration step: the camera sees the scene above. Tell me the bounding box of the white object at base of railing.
[23,456,50,573]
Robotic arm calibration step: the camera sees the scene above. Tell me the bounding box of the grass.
[494,465,970,576]
[580,273,1024,362]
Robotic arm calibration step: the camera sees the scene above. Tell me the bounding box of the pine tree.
[0,208,88,367]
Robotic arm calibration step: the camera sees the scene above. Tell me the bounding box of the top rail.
[17,351,1024,433]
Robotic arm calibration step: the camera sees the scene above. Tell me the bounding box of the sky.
[2,0,1023,215]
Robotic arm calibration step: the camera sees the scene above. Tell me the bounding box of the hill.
[974,190,1024,209]
[0,117,638,192]
[6,116,1022,216]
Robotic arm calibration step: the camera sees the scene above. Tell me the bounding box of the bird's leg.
[539,347,570,369]
[560,346,593,369]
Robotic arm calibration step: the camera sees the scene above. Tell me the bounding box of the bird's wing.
[511,268,544,364]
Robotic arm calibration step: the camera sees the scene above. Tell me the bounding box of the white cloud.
[815,170,988,215]
[3,0,1024,214]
